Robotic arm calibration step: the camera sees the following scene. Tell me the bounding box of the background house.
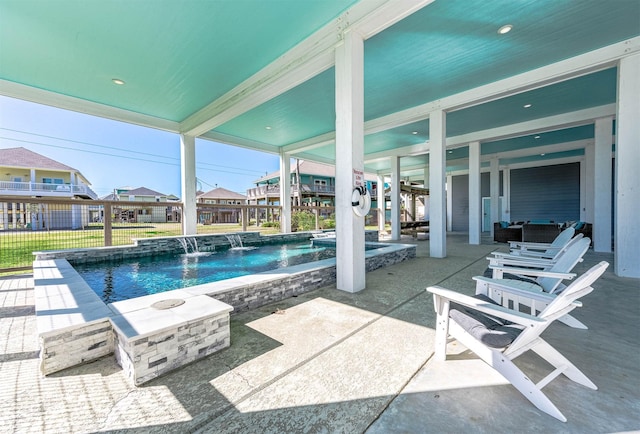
[100,186,179,223]
[247,160,378,213]
[0,147,96,229]
[197,187,246,224]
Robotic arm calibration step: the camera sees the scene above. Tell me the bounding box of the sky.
[0,95,280,198]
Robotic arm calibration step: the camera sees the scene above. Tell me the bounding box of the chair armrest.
[473,276,558,302]
[487,255,554,268]
[427,286,544,326]
[508,241,553,250]
[487,265,576,280]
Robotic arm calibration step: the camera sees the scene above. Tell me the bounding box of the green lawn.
[1,222,382,272]
[0,223,280,272]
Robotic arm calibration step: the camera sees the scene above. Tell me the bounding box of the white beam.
[180,135,197,235]
[468,141,481,244]
[593,117,613,252]
[200,131,280,155]
[0,79,180,133]
[279,152,291,233]
[335,30,366,293]
[429,110,446,258]
[390,156,401,240]
[180,0,431,138]
[615,53,640,278]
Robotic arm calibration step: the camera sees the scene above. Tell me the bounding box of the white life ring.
[351,186,371,217]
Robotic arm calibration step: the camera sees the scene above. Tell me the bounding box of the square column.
[279,152,291,233]
[390,156,401,240]
[335,30,366,293]
[615,53,640,277]
[594,117,613,252]
[468,141,481,244]
[429,110,446,258]
[180,134,197,235]
[583,144,595,222]
[490,157,500,237]
[377,174,385,233]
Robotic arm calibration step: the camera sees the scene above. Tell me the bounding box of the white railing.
[246,184,335,198]
[0,181,98,199]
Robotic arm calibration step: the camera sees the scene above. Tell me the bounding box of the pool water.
[75,242,338,303]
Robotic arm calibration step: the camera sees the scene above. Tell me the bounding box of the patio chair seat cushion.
[450,294,524,348]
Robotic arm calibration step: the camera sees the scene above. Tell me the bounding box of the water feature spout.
[178,237,199,254]
[225,234,243,249]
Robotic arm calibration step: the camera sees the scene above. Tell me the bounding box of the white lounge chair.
[427,261,609,422]
[489,232,583,265]
[475,237,592,328]
[507,226,575,258]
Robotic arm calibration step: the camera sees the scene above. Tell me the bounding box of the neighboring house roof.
[0,146,91,183]
[198,187,246,200]
[0,146,75,171]
[100,193,118,201]
[120,186,167,197]
[254,160,376,183]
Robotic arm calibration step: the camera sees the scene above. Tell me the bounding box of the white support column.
[335,30,366,293]
[390,156,401,240]
[615,53,640,277]
[583,144,595,222]
[429,110,446,258]
[180,134,197,235]
[446,174,452,231]
[490,157,500,238]
[423,166,430,222]
[468,141,481,244]
[502,167,511,222]
[377,174,385,233]
[279,152,292,233]
[594,117,613,252]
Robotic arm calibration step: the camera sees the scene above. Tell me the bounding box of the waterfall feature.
[225,234,243,249]
[178,237,199,254]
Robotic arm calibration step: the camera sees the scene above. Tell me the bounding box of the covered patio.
[1,1,639,292]
[1,234,638,432]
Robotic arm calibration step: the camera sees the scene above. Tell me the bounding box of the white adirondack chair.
[475,238,591,329]
[489,232,583,265]
[427,261,609,422]
[507,226,575,258]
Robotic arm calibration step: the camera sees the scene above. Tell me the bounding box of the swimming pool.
[76,242,361,302]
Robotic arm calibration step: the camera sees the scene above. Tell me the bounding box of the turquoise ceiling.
[1,0,638,179]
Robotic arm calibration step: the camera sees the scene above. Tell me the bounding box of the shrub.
[292,210,316,231]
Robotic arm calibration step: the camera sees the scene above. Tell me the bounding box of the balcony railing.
[0,181,98,200]
[246,184,335,198]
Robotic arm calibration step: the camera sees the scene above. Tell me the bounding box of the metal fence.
[0,196,379,273]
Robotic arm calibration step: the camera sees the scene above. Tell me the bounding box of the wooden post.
[104,203,112,246]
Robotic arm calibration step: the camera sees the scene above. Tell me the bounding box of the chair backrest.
[507,261,608,356]
[547,227,575,251]
[540,261,609,320]
[547,233,583,261]
[536,237,591,292]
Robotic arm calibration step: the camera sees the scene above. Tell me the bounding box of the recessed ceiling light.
[412,131,418,135]
[112,78,125,85]
[498,24,513,35]
[534,135,541,139]
[523,103,532,108]
[265,126,272,130]
[448,150,453,154]
[540,153,545,156]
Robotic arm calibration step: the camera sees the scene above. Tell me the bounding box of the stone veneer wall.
[113,312,231,386]
[39,318,114,375]
[211,244,415,314]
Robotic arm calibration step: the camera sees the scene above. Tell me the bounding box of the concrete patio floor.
[1,233,638,433]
